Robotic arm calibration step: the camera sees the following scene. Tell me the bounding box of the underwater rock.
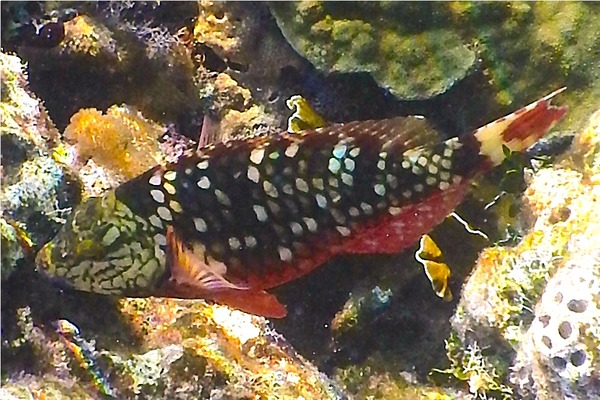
[192,2,304,135]
[60,14,120,58]
[270,2,476,101]
[0,52,74,278]
[10,2,199,133]
[450,109,600,399]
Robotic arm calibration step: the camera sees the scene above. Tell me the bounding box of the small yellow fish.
[286,95,328,132]
[416,234,453,302]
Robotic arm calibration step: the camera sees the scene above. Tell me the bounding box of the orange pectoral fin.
[210,289,287,318]
[165,226,249,294]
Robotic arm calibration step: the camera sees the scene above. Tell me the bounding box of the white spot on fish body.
[157,206,173,221]
[386,174,398,188]
[349,147,360,157]
[374,184,386,196]
[336,226,351,236]
[333,144,347,159]
[198,176,211,189]
[303,217,318,232]
[229,237,241,250]
[247,166,260,183]
[194,217,207,232]
[245,235,257,248]
[150,189,165,203]
[149,174,162,186]
[149,215,163,228]
[290,222,303,236]
[344,158,355,171]
[170,200,183,213]
[250,148,265,164]
[215,189,231,206]
[285,143,299,158]
[329,158,341,174]
[316,193,327,208]
[154,233,167,246]
[163,182,176,195]
[389,207,402,216]
[295,178,309,193]
[253,205,268,222]
[360,202,373,215]
[263,181,279,198]
[312,178,325,190]
[164,170,177,181]
[278,246,293,262]
[282,184,294,195]
[197,160,209,170]
[341,173,353,186]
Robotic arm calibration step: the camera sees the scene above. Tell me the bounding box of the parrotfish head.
[36,190,166,295]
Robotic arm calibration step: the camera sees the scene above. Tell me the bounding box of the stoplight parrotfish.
[36,89,567,318]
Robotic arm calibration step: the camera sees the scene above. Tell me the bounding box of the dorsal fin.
[280,115,441,156]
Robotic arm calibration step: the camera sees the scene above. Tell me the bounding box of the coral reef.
[1,52,74,278]
[1,301,349,399]
[450,109,600,399]
[271,2,600,131]
[271,2,476,101]
[63,105,165,183]
[3,3,600,400]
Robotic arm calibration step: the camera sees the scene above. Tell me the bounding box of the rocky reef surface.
[1,2,599,399]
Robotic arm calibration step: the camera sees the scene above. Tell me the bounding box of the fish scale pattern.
[116,117,474,282]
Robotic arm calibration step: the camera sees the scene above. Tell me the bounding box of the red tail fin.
[473,88,568,166]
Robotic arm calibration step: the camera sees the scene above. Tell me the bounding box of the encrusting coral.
[449,109,600,399]
[271,2,600,132]
[271,2,476,101]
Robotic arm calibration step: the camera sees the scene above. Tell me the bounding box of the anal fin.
[164,226,286,318]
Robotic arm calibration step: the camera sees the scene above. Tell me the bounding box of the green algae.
[272,2,600,131]
[271,2,476,100]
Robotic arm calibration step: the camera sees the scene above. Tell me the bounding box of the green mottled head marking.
[36,190,166,295]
